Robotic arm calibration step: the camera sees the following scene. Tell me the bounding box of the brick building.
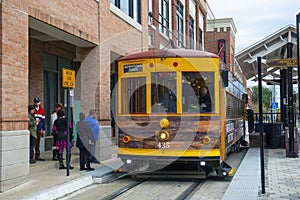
[0,0,149,191]
[206,18,237,70]
[149,0,207,50]
[0,0,243,192]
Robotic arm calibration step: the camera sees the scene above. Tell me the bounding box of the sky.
[207,0,300,53]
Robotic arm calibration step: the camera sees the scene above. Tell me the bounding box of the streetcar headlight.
[123,136,131,143]
[126,159,132,164]
[202,136,211,144]
[159,118,170,129]
[158,130,169,141]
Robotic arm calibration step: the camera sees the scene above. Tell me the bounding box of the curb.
[22,175,93,200]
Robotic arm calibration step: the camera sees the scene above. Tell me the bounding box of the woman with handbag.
[50,103,64,160]
[52,109,73,169]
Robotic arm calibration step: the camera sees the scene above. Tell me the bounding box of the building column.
[0,4,29,191]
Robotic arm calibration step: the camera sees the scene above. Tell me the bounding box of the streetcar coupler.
[217,161,235,177]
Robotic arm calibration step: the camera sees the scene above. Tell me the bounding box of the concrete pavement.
[1,146,300,199]
[0,149,122,200]
[223,148,300,200]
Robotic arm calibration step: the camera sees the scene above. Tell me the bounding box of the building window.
[189,16,194,49]
[159,0,170,37]
[110,0,141,23]
[176,1,184,47]
[199,28,203,50]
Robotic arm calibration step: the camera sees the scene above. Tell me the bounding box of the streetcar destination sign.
[266,58,298,68]
[124,63,143,73]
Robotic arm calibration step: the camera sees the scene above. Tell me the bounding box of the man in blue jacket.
[86,109,100,164]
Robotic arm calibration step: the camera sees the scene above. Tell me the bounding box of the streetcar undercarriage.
[119,155,234,179]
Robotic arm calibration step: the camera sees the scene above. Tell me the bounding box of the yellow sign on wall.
[62,68,75,88]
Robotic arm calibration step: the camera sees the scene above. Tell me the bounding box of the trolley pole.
[258,57,266,194]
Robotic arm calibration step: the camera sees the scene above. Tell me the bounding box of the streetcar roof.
[118,49,219,61]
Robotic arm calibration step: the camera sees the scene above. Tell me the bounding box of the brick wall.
[0,3,29,131]
[0,2,30,191]
[29,39,77,104]
[28,0,99,44]
[29,39,44,104]
[97,0,149,124]
[205,27,235,66]
[151,0,207,50]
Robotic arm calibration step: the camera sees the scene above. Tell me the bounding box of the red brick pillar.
[0,3,29,191]
[185,0,190,48]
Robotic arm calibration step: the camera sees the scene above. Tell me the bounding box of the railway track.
[59,149,247,200]
[101,177,205,200]
[175,181,204,200]
[101,179,147,200]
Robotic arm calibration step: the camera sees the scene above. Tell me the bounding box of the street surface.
[59,148,248,200]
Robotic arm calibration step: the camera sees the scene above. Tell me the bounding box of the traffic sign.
[266,58,297,68]
[62,68,75,88]
[271,102,278,109]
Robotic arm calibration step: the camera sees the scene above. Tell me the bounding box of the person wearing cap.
[33,97,46,161]
[28,105,37,164]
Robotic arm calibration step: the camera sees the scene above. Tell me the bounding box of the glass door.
[43,52,73,136]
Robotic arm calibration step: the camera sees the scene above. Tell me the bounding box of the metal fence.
[254,112,300,123]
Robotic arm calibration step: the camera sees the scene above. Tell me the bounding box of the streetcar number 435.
[157,142,170,149]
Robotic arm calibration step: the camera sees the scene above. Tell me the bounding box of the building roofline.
[236,24,296,55]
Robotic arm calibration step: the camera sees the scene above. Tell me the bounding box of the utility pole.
[297,13,300,125]
[258,57,266,194]
[287,42,297,158]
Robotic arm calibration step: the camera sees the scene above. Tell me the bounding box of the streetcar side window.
[182,72,214,113]
[121,77,146,114]
[151,72,177,113]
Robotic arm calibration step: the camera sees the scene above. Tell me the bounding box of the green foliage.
[251,85,272,111]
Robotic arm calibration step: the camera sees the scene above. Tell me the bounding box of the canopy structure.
[236,25,298,85]
[236,24,300,158]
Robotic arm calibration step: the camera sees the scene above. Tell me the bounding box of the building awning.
[29,17,96,48]
[236,25,298,84]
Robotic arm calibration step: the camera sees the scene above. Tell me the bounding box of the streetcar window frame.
[120,77,146,114]
[181,71,214,114]
[151,72,177,113]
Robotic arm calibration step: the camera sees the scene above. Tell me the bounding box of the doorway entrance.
[43,52,73,136]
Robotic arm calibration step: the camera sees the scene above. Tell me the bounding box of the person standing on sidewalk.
[76,112,95,171]
[52,109,74,170]
[33,97,45,161]
[86,109,100,164]
[28,105,37,164]
[51,103,64,161]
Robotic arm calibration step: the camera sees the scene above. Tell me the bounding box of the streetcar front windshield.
[151,72,177,113]
[182,72,214,113]
[121,77,146,114]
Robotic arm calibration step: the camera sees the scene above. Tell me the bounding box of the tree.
[251,85,272,112]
